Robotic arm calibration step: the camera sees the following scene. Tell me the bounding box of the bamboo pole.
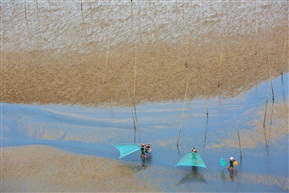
[224,1,227,37]
[185,33,189,68]
[263,79,270,155]
[262,53,273,155]
[132,0,139,122]
[270,77,274,102]
[25,0,27,19]
[254,1,258,55]
[281,37,287,105]
[279,31,287,103]
[203,115,209,149]
[133,47,137,121]
[184,4,189,68]
[233,93,242,159]
[176,75,190,148]
[176,3,191,147]
[262,54,272,155]
[281,72,286,104]
[104,33,111,83]
[122,76,137,144]
[255,7,258,35]
[24,3,31,35]
[282,35,287,69]
[268,102,274,146]
[267,45,275,103]
[205,99,208,117]
[196,56,209,116]
[217,50,223,88]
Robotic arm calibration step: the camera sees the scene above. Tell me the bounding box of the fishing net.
[175,152,207,168]
[220,158,227,166]
[113,144,140,158]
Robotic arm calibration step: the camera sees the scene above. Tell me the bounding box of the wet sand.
[2,1,288,106]
[1,1,288,192]
[1,145,159,192]
[2,28,288,106]
[210,101,289,149]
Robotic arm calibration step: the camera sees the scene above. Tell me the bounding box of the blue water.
[1,73,288,192]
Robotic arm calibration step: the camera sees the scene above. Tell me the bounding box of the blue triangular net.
[175,152,207,168]
[113,144,140,158]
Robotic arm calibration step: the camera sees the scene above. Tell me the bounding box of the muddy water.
[2,1,288,105]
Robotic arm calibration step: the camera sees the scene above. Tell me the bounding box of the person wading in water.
[140,144,147,158]
[228,157,236,171]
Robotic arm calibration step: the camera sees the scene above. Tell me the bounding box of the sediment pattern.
[2,1,288,106]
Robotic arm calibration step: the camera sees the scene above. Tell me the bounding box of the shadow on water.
[177,167,207,185]
[129,155,153,173]
[220,170,238,182]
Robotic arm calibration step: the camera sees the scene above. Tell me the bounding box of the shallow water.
[2,1,289,191]
[2,73,288,192]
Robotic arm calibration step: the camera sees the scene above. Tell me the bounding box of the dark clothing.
[229,159,235,167]
[141,147,145,154]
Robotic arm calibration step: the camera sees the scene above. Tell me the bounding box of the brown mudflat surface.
[210,101,289,149]
[2,28,287,106]
[2,1,288,106]
[1,1,288,192]
[1,145,158,192]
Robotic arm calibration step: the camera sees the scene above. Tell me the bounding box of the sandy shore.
[1,145,159,192]
[2,1,288,106]
[2,27,287,106]
[210,101,289,149]
[1,1,288,192]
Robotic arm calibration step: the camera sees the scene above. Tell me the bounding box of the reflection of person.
[141,158,147,170]
[192,165,198,172]
[140,144,147,158]
[229,170,235,181]
[228,157,235,171]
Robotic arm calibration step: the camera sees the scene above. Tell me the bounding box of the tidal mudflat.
[1,0,288,192]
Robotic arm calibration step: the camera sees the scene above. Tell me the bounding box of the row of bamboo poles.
[175,1,286,160]
[21,0,286,158]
